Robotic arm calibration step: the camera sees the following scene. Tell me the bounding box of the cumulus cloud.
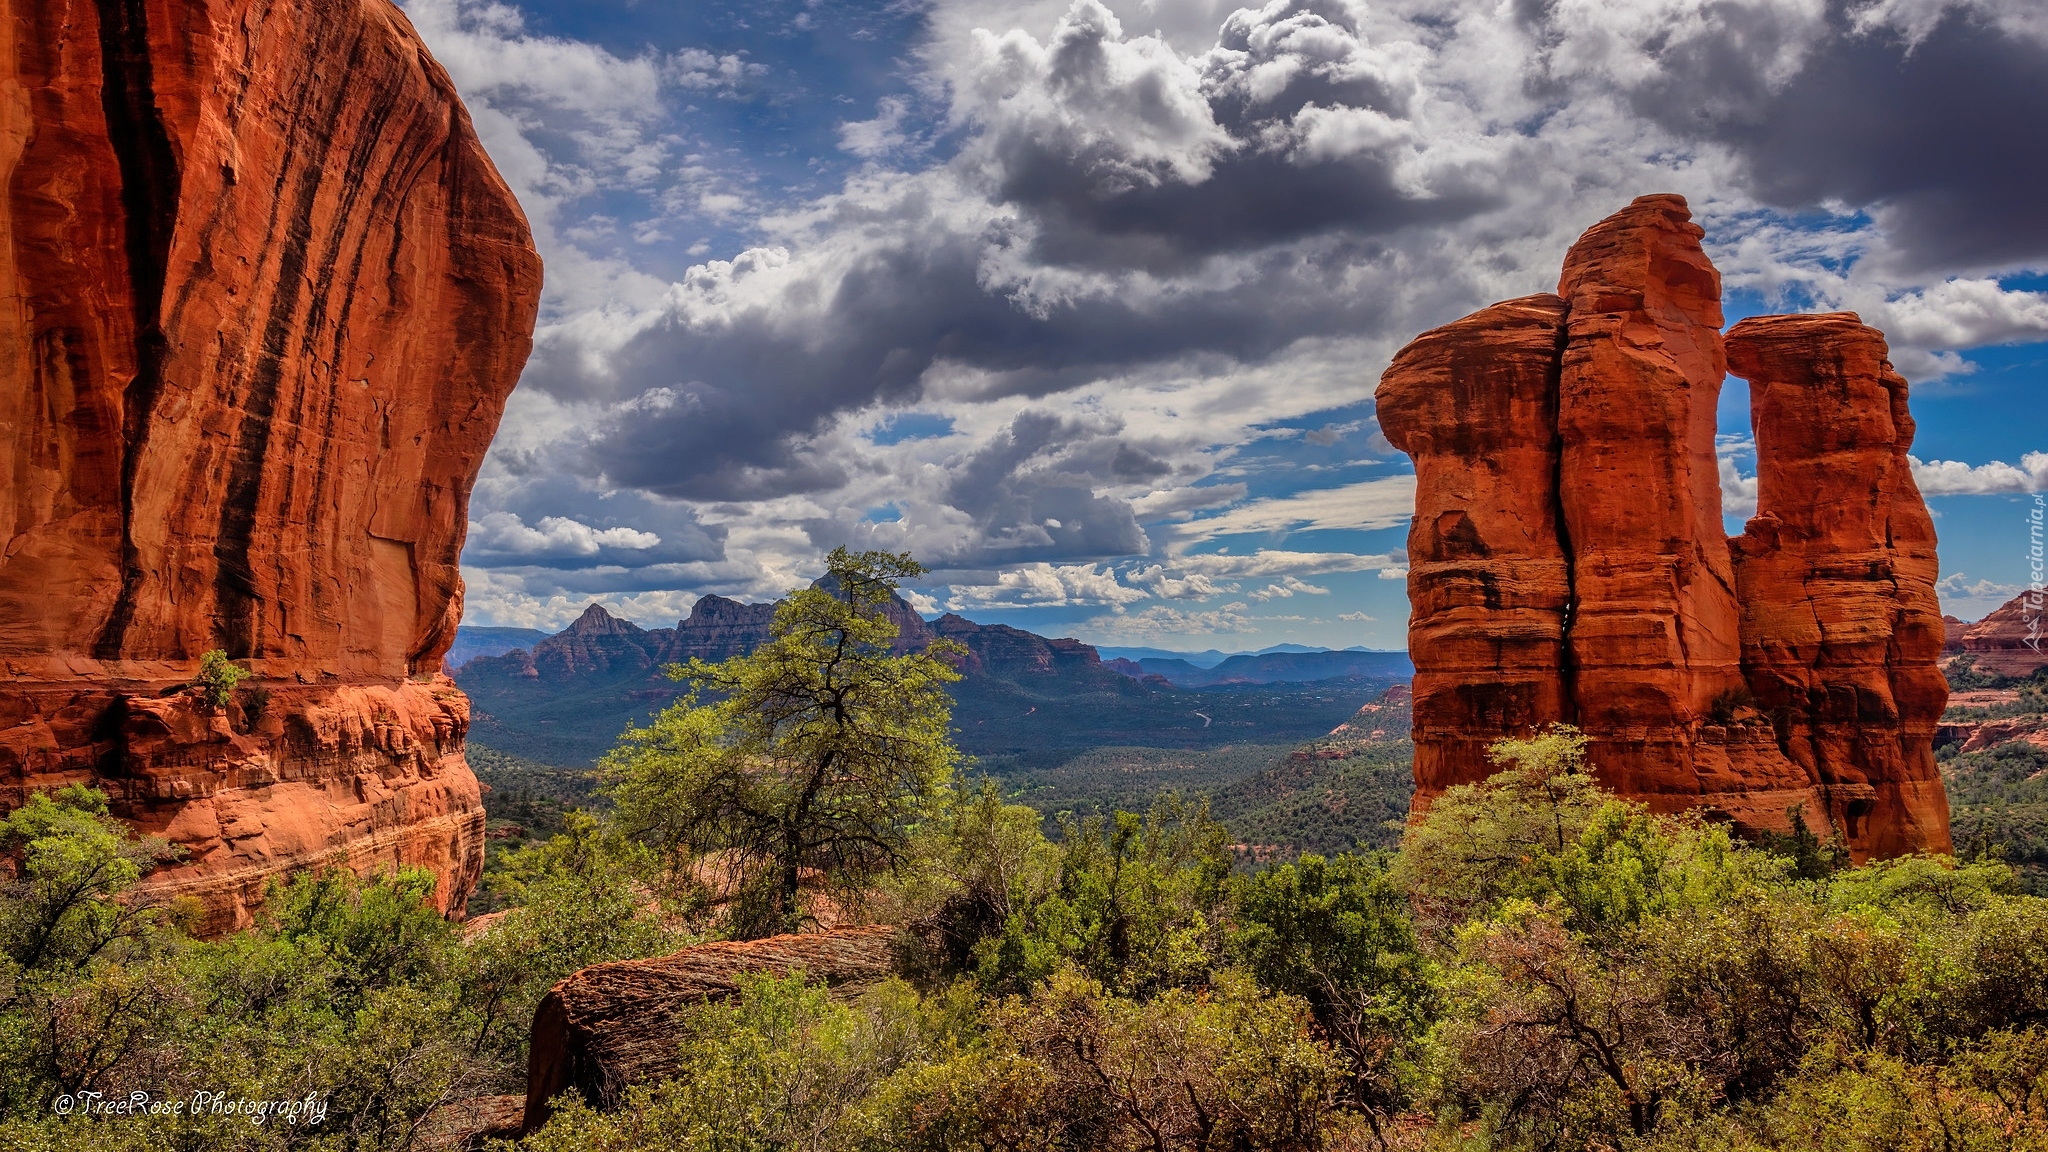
[1247,575,1330,601]
[942,563,1152,609]
[1079,600,1261,641]
[839,96,917,157]
[1910,452,2048,495]
[467,512,660,561]
[406,0,2048,644]
[1937,571,2028,619]
[459,567,706,630]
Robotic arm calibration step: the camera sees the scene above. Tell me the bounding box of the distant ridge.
[446,626,552,671]
[1096,643,1404,670]
[453,589,1407,767]
[1108,649,1414,687]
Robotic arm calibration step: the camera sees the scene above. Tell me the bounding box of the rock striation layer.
[1378,195,1949,859]
[522,926,900,1132]
[0,0,542,933]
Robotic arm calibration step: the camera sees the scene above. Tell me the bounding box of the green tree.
[0,786,181,974]
[604,548,964,936]
[975,794,1231,996]
[1392,725,1607,939]
[1229,852,1436,1139]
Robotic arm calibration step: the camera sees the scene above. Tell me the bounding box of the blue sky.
[409,0,2048,651]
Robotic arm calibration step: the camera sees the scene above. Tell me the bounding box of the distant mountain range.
[451,594,1408,768]
[1104,650,1414,687]
[446,626,552,670]
[1095,643,1399,669]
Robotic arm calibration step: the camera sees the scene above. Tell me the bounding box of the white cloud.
[459,567,703,630]
[1719,454,1760,519]
[1172,476,1418,541]
[1247,576,1329,601]
[1339,610,1376,622]
[1078,600,1261,641]
[1125,566,1232,599]
[468,511,660,557]
[942,563,1151,609]
[1167,549,1406,578]
[1936,571,2027,620]
[670,47,766,91]
[839,96,915,157]
[1910,452,2048,495]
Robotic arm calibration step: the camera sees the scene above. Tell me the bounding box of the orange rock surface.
[1726,314,1952,856]
[0,0,541,932]
[1376,295,1572,808]
[1380,195,1948,858]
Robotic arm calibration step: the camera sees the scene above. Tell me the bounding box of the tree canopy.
[603,547,964,936]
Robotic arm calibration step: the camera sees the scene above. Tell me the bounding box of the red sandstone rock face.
[1726,314,1952,856]
[1380,195,1947,859]
[1376,295,1573,808]
[1958,591,2048,677]
[0,0,541,930]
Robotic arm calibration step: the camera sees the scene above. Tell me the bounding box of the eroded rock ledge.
[1378,195,1950,860]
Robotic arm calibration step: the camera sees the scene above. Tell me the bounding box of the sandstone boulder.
[0,0,541,929]
[522,926,901,1132]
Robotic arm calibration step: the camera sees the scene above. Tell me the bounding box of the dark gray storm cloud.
[985,0,1496,270]
[555,220,1445,504]
[487,0,2048,596]
[936,409,1157,560]
[1604,2,2048,272]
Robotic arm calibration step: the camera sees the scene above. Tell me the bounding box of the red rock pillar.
[1728,314,1952,858]
[1551,196,1741,797]
[1377,296,1573,810]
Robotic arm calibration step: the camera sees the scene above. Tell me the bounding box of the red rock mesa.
[0,0,542,933]
[1956,590,2048,678]
[1378,195,1950,859]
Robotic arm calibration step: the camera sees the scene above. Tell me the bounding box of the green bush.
[16,635,2048,1152]
[195,649,250,709]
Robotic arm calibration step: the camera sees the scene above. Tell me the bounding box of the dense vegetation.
[10,729,2048,1150]
[1941,744,2048,896]
[9,567,2048,1150]
[1207,737,1415,859]
[1934,660,2048,892]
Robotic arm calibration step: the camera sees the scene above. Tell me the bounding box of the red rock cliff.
[0,0,542,932]
[1379,195,1947,859]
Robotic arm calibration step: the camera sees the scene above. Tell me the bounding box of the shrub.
[195,649,250,709]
